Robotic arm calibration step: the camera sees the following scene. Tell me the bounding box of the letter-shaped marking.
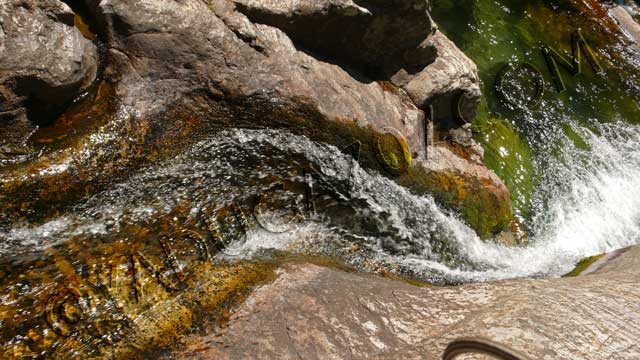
[46,287,86,337]
[132,250,179,303]
[495,62,544,109]
[374,127,412,175]
[542,30,603,93]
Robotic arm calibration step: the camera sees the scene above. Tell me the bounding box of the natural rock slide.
[0,0,639,359]
[165,245,640,360]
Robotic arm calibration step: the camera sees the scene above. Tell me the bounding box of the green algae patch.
[399,166,513,239]
[432,0,640,231]
[473,117,535,219]
[564,254,605,277]
[431,0,640,144]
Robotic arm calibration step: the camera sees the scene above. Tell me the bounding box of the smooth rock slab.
[166,246,640,359]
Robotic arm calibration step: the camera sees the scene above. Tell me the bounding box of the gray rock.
[397,30,482,121]
[94,0,491,176]
[232,0,436,78]
[610,5,640,44]
[231,0,482,122]
[0,0,98,148]
[165,246,640,360]
[93,0,429,143]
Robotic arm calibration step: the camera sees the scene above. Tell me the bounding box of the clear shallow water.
[432,0,640,222]
[2,124,639,283]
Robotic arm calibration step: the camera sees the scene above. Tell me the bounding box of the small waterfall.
[2,124,639,283]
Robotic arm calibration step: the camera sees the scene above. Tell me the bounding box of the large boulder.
[104,0,509,236]
[0,0,98,152]
[232,0,437,78]
[165,246,640,359]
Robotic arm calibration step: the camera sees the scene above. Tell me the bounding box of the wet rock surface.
[0,0,512,237]
[0,1,639,358]
[165,246,640,360]
[0,0,98,149]
[610,5,640,44]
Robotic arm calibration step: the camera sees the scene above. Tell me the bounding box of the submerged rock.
[0,0,98,150]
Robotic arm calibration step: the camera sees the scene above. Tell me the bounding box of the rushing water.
[3,2,640,357]
[2,123,639,284]
[2,0,640,287]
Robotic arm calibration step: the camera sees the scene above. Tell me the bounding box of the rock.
[445,127,478,150]
[0,0,512,238]
[396,30,482,122]
[0,0,98,149]
[165,246,640,359]
[95,0,426,139]
[610,5,640,44]
[233,0,482,124]
[406,146,513,239]
[232,0,437,78]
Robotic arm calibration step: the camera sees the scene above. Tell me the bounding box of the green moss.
[399,166,513,239]
[563,125,590,151]
[564,253,605,277]
[431,0,640,225]
[473,116,535,220]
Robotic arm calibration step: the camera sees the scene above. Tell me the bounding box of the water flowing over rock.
[2,0,640,358]
[0,0,98,150]
[0,0,512,237]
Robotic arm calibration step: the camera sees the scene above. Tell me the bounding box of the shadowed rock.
[232,0,437,78]
[0,0,98,151]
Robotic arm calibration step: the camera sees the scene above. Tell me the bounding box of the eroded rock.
[0,0,98,152]
[0,0,511,239]
[397,30,482,122]
[165,246,640,360]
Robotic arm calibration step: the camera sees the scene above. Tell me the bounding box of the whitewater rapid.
[1,123,639,283]
[212,123,640,282]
